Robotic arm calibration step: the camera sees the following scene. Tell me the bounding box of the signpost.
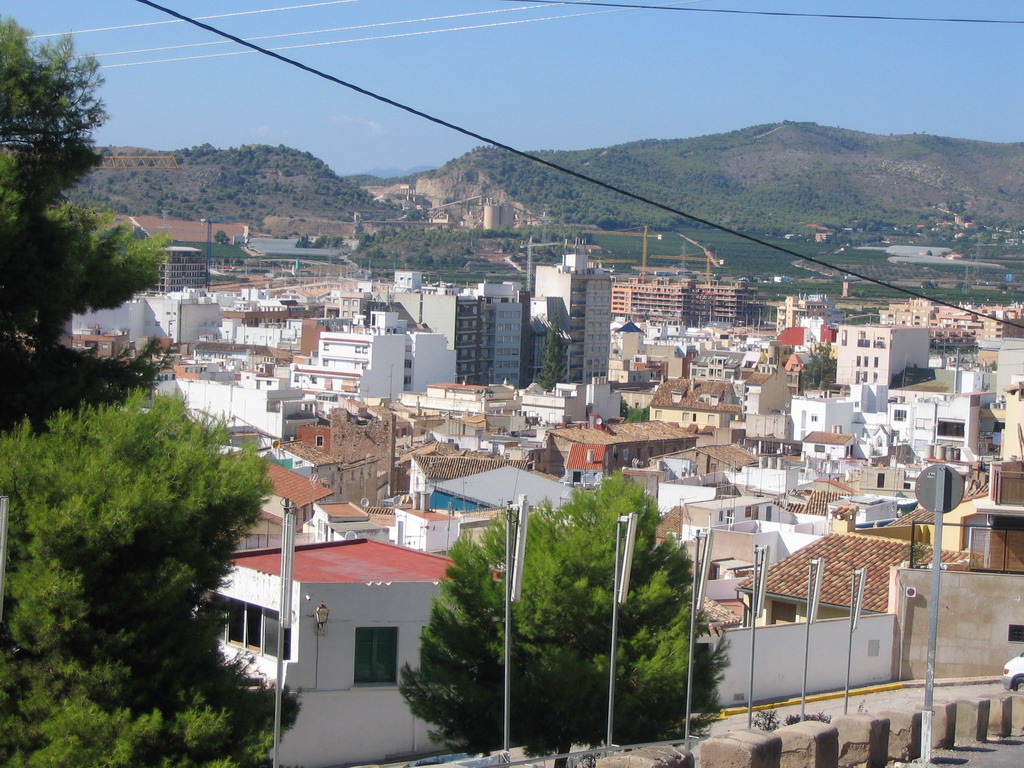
[914,464,964,764]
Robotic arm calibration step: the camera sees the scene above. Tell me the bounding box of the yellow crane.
[677,232,724,282]
[581,226,663,277]
[98,155,179,169]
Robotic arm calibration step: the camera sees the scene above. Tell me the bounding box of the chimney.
[586,448,595,464]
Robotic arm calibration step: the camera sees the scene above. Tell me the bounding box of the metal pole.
[503,505,514,753]
[0,496,8,624]
[921,508,945,764]
[273,500,296,768]
[746,545,766,728]
[606,518,623,750]
[685,529,709,740]
[799,558,823,720]
[843,570,862,714]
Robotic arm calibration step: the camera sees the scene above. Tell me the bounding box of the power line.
[95,4,557,59]
[493,0,1024,26]
[129,0,1024,333]
[32,0,366,38]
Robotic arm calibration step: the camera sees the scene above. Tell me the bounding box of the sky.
[8,1,1024,176]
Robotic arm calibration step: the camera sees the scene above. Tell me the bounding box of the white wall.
[658,481,717,514]
[717,614,895,706]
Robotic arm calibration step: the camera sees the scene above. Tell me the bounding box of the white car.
[1002,652,1024,690]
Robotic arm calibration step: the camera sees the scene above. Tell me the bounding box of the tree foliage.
[0,395,291,767]
[535,322,566,390]
[400,475,726,759]
[801,343,837,392]
[0,19,164,431]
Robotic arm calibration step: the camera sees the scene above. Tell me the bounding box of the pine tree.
[536,321,566,390]
[0,396,293,766]
[400,475,726,761]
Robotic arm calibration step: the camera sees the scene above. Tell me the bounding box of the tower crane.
[677,232,724,282]
[580,226,663,278]
[98,155,179,169]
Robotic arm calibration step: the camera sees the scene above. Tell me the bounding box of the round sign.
[914,464,965,514]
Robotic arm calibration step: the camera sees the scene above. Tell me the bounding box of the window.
[877,472,886,489]
[814,444,826,453]
[893,409,907,422]
[315,435,325,447]
[354,627,398,683]
[223,598,290,659]
[1009,625,1024,643]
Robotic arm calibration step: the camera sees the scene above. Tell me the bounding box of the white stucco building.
[291,311,454,400]
[217,540,451,768]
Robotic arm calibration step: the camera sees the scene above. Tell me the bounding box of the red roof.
[233,540,451,583]
[777,327,806,346]
[566,443,606,470]
[266,461,334,508]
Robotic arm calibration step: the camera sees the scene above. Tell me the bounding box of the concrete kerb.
[876,709,921,762]
[718,684,904,719]
[776,721,838,768]
[831,715,889,768]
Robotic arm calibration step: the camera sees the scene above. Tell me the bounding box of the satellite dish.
[360,497,370,507]
[595,416,603,426]
[343,531,358,540]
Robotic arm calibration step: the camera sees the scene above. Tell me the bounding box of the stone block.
[699,729,781,768]
[980,693,1013,738]
[877,709,921,762]
[1008,691,1024,733]
[918,702,956,750]
[831,714,889,768]
[776,721,838,768]
[596,746,693,768]
[953,698,990,744]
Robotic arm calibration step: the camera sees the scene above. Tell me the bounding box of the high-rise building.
[611,277,765,326]
[533,252,612,383]
[158,246,207,293]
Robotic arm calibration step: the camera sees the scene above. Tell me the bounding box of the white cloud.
[330,115,385,137]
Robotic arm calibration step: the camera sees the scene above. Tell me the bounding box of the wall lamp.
[314,602,330,634]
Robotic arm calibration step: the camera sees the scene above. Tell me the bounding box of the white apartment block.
[835,324,930,387]
[291,311,454,401]
[533,252,612,383]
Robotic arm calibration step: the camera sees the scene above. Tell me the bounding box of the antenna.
[616,513,638,604]
[510,496,529,603]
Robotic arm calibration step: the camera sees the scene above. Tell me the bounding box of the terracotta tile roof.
[266,461,334,508]
[740,534,969,614]
[816,477,859,494]
[887,506,935,527]
[799,490,843,517]
[549,421,699,445]
[281,440,339,467]
[703,597,744,628]
[650,378,740,413]
[740,371,774,385]
[696,444,758,468]
[413,454,530,481]
[803,430,855,445]
[656,506,685,542]
[566,444,606,470]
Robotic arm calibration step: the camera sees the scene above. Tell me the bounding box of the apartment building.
[611,277,766,326]
[835,324,930,387]
[879,298,1024,342]
[534,252,612,383]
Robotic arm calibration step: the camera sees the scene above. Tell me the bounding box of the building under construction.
[611,278,766,326]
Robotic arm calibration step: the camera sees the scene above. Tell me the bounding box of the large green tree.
[535,321,566,390]
[0,395,291,766]
[400,475,726,760]
[0,19,164,431]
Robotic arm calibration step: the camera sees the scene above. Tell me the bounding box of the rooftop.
[232,539,451,583]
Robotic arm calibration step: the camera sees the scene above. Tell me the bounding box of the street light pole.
[272,499,296,768]
[606,513,637,751]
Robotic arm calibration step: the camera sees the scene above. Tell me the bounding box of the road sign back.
[915,464,965,514]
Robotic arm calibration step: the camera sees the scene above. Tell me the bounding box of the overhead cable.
[129,0,1024,332]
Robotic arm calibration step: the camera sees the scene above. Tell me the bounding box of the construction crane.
[521,236,562,293]
[677,232,724,282]
[99,155,179,169]
[581,226,663,278]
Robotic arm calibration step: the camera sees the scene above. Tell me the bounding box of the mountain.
[72,125,1024,238]
[404,122,1024,234]
[73,143,397,233]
